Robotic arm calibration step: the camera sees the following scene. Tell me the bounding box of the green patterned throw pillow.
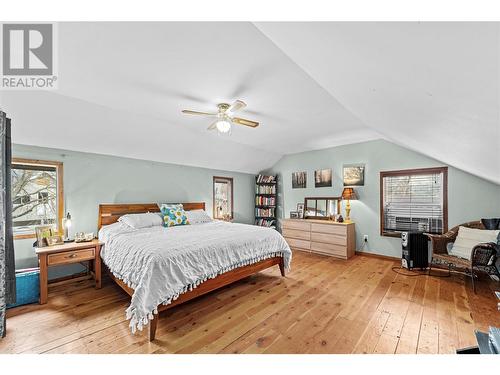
[159,203,190,227]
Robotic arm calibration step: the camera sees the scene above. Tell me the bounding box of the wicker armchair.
[426,221,499,293]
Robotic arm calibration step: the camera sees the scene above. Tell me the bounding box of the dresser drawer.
[282,220,311,231]
[310,242,347,257]
[47,248,95,266]
[310,232,346,246]
[282,228,310,241]
[284,237,310,250]
[311,223,346,236]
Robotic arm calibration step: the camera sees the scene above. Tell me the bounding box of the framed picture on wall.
[314,168,332,188]
[292,171,307,189]
[343,164,365,186]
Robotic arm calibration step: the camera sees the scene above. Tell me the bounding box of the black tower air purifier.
[401,232,429,270]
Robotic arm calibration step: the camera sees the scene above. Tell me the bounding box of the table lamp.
[63,212,72,242]
[341,188,357,222]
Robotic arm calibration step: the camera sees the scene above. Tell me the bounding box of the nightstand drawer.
[47,248,95,266]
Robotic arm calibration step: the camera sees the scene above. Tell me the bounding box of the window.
[11,158,64,239]
[13,195,30,205]
[380,167,447,237]
[213,176,233,220]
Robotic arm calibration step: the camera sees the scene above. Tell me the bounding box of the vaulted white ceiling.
[256,22,500,184]
[1,22,499,183]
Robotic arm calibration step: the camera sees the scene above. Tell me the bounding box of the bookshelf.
[255,174,277,229]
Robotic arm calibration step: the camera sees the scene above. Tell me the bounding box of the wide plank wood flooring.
[2,251,499,354]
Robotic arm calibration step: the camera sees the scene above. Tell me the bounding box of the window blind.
[382,170,445,234]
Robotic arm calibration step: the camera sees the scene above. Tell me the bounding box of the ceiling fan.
[182,100,259,134]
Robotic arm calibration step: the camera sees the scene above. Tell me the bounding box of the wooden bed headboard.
[97,202,206,230]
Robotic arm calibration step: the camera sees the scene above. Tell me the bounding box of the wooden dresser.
[282,219,355,259]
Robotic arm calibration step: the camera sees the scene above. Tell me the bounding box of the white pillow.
[449,226,500,260]
[185,209,212,225]
[118,212,163,229]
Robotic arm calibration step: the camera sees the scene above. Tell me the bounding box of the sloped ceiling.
[0,22,378,174]
[1,22,499,183]
[256,22,500,184]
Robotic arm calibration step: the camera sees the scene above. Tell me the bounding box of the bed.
[97,203,292,341]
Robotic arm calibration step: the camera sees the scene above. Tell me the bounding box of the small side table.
[35,239,103,304]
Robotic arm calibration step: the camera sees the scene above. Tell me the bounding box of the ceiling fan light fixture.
[216,119,231,133]
[182,100,258,134]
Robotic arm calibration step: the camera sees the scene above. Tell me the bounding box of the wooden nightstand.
[35,239,103,304]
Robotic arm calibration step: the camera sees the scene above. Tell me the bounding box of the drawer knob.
[67,253,77,258]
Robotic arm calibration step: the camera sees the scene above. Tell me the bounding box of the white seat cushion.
[449,226,500,260]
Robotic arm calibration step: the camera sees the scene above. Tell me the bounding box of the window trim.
[379,166,448,238]
[12,158,64,240]
[213,176,234,220]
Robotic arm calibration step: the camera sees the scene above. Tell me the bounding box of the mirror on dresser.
[304,197,341,220]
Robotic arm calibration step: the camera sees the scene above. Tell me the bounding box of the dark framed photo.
[290,211,299,219]
[314,168,332,188]
[343,164,365,186]
[292,171,307,189]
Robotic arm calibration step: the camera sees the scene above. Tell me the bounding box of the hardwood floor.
[2,251,499,354]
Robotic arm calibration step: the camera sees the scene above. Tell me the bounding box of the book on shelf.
[255,174,277,229]
[256,184,276,195]
[256,174,276,183]
[255,195,276,206]
[255,207,275,217]
[254,218,276,228]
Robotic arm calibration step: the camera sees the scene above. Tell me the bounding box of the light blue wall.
[264,139,500,258]
[13,144,255,279]
[14,139,500,276]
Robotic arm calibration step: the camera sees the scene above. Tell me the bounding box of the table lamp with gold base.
[341,188,358,223]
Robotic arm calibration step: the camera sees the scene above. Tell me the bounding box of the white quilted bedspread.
[98,221,292,332]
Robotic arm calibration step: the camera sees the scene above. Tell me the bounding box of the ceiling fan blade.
[227,100,246,113]
[182,110,217,116]
[232,117,259,128]
[207,120,218,130]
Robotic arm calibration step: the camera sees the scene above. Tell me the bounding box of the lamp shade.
[65,212,72,227]
[341,187,357,200]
